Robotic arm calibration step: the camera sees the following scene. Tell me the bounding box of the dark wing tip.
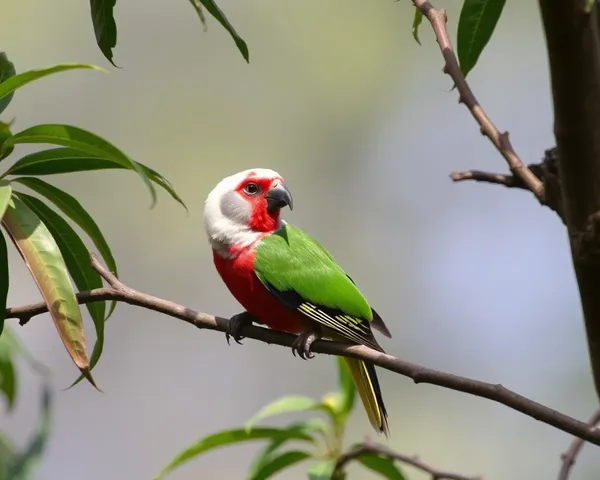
[371,308,392,338]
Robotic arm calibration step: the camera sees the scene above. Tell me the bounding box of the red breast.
[213,248,308,334]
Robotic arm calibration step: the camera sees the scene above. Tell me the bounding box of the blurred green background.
[2,0,599,478]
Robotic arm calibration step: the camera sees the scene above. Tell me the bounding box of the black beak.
[266,182,293,213]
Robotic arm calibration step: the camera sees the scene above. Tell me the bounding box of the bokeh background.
[2,0,599,478]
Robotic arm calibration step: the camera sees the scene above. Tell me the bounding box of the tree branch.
[557,407,600,480]
[450,169,522,189]
[5,254,600,447]
[450,147,565,221]
[412,0,544,201]
[334,442,480,480]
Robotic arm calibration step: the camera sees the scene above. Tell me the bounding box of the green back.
[254,224,372,321]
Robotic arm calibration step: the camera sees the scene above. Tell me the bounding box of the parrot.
[203,168,392,436]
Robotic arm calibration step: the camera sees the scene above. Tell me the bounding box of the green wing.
[254,224,385,351]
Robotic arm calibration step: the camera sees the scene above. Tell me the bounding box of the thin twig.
[5,254,600,447]
[557,408,600,480]
[413,0,544,201]
[449,170,525,189]
[335,442,480,480]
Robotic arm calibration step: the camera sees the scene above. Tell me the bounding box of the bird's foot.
[226,311,258,345]
[291,327,322,360]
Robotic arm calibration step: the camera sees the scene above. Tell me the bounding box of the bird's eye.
[244,183,260,195]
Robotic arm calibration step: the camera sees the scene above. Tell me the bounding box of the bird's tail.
[344,357,389,436]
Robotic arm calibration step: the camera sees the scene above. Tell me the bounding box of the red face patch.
[235,174,284,232]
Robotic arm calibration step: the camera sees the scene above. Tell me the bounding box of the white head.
[203,168,293,257]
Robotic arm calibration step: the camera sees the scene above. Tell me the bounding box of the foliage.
[89,0,249,65]
[411,0,506,77]
[0,53,186,389]
[1,0,534,478]
[0,326,52,480]
[155,358,406,480]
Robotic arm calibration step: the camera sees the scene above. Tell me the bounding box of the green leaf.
[412,8,423,45]
[357,455,406,480]
[4,125,157,207]
[457,0,506,77]
[198,0,249,62]
[308,460,337,480]
[8,385,52,479]
[155,427,315,480]
[4,148,116,176]
[0,121,14,160]
[247,437,289,479]
[90,0,118,67]
[0,233,8,339]
[250,450,311,480]
[0,54,16,115]
[2,196,97,389]
[4,148,187,210]
[0,181,11,337]
[188,0,207,28]
[247,418,326,479]
[15,193,106,387]
[0,64,102,108]
[336,357,356,417]
[246,395,333,431]
[12,177,119,316]
[0,327,17,409]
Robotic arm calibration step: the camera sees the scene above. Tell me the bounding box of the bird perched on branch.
[203,168,392,436]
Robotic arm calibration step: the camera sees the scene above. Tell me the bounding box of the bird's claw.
[291,328,321,360]
[226,312,256,346]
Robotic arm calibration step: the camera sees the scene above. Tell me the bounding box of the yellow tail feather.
[345,357,389,437]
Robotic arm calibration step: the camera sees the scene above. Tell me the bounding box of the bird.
[203,168,392,436]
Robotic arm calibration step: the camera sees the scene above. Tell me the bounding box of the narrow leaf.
[90,0,118,67]
[250,450,311,480]
[0,64,101,106]
[308,460,336,480]
[0,121,14,160]
[248,419,324,478]
[457,0,506,77]
[246,395,331,431]
[0,232,8,338]
[5,147,187,210]
[155,427,315,480]
[4,147,118,176]
[412,8,423,45]
[0,54,16,115]
[8,385,52,479]
[358,455,406,480]
[198,0,249,62]
[0,331,16,409]
[0,181,12,336]
[2,196,97,388]
[4,125,157,207]
[12,177,118,315]
[337,357,356,416]
[188,0,207,28]
[15,193,106,386]
[247,438,289,479]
